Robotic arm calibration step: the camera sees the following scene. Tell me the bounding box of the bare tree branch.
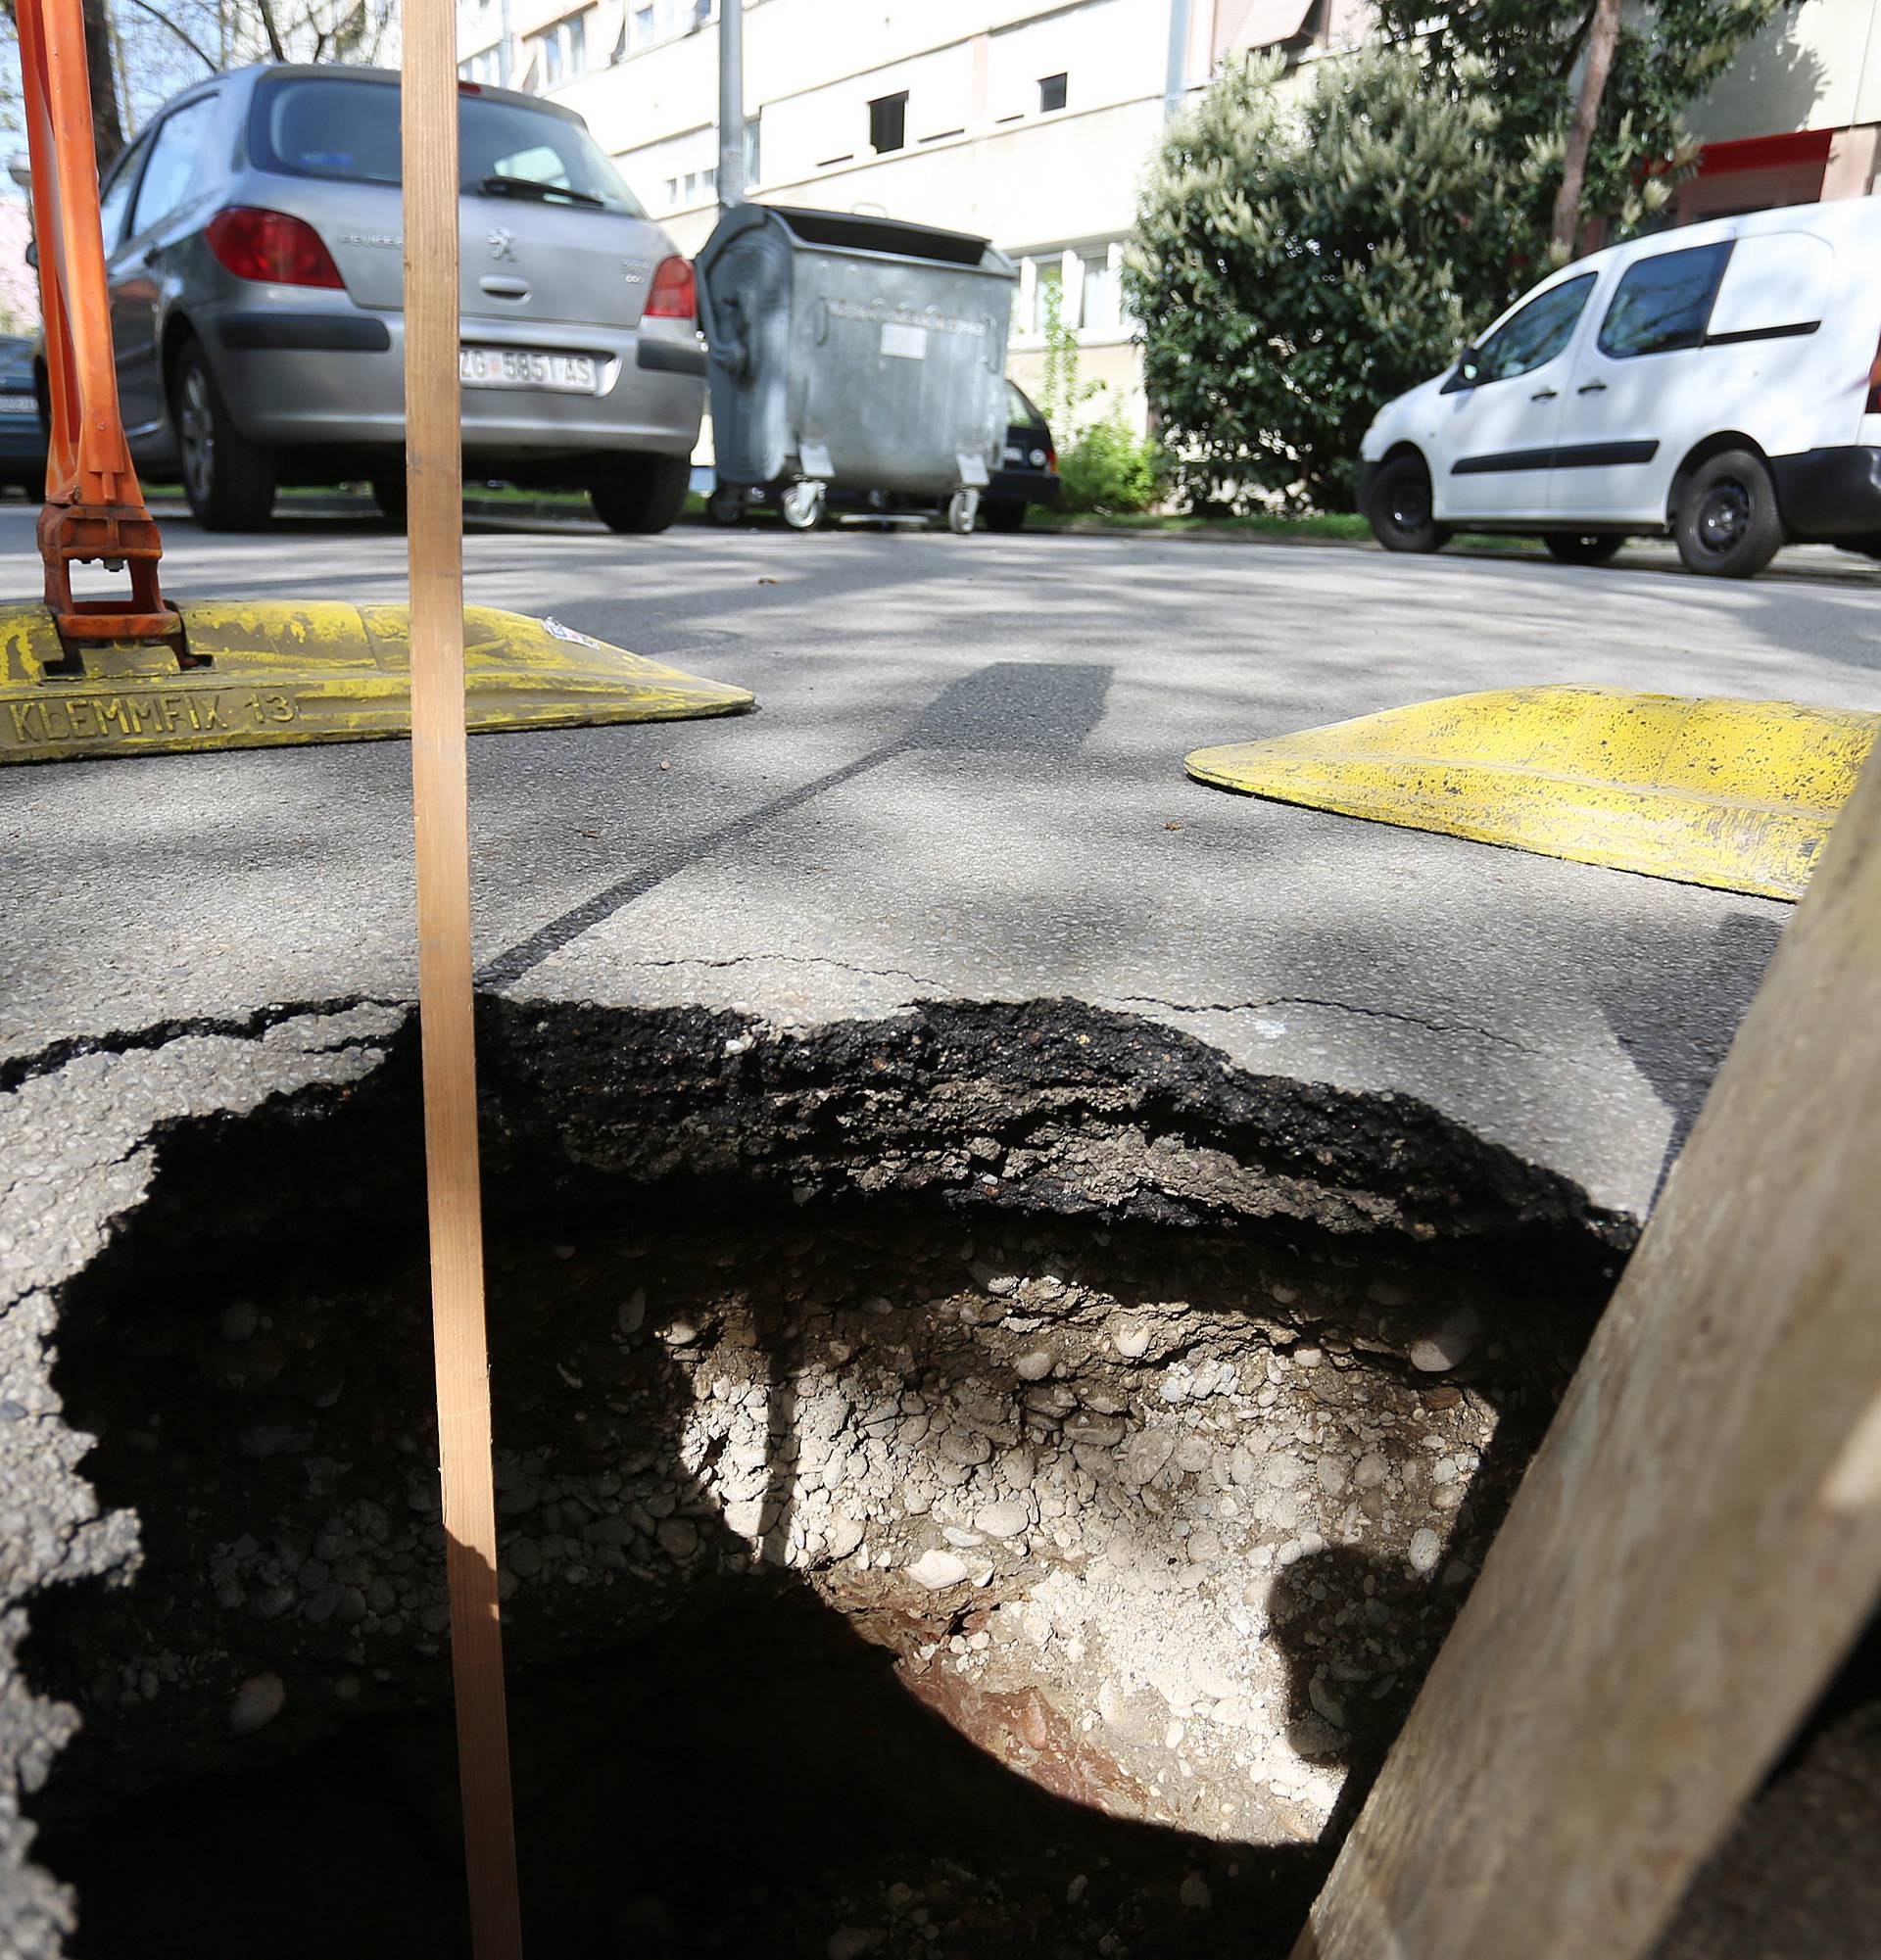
[253,0,288,64]
[122,0,218,73]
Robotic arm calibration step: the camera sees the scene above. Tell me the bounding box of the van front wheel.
[1366,454,1450,554]
[1674,450,1783,578]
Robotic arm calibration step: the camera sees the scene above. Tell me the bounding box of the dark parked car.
[0,334,46,496]
[983,379,1059,532]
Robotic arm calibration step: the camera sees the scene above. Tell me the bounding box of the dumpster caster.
[706,484,747,527]
[946,488,981,537]
[780,480,827,531]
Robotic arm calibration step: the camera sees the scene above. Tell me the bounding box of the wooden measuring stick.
[1293,741,1881,1960]
[403,4,524,1954]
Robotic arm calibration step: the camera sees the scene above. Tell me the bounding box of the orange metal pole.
[17,0,179,648]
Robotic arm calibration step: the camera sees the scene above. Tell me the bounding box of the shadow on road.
[479,659,1115,986]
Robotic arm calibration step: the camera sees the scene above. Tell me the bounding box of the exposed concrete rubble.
[39,1196,1585,1831]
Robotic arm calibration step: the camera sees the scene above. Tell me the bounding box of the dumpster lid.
[759,204,998,267]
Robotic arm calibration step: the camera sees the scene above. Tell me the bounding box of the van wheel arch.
[1376,440,1429,475]
[1668,433,1773,526]
[1363,445,1450,554]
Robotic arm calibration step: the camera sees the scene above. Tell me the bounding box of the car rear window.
[1006,381,1040,423]
[1596,242,1733,359]
[248,74,647,217]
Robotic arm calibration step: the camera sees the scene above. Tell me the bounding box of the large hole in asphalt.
[22,1003,1621,1959]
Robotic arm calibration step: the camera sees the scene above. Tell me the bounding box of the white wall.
[1687,0,1881,143]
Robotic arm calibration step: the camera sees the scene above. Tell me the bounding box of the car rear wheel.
[1543,533,1625,566]
[1674,450,1783,578]
[590,454,690,534]
[368,472,408,529]
[171,340,276,533]
[981,499,1026,533]
[1366,454,1450,554]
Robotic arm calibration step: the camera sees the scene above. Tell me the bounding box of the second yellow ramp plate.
[1186,686,1880,902]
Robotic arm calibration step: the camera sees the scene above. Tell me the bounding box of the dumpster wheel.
[947,487,981,537]
[781,480,828,531]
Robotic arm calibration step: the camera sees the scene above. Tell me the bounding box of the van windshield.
[249,74,646,218]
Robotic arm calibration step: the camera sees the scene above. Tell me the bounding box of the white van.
[1356,198,1881,578]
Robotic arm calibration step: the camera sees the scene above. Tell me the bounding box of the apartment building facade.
[457,0,1881,438]
[457,0,1379,428]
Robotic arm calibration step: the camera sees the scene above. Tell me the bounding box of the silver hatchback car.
[96,64,704,532]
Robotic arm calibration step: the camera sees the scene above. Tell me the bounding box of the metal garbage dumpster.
[697,205,1016,534]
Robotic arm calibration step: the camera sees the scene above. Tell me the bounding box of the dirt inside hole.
[24,1041,1616,1958]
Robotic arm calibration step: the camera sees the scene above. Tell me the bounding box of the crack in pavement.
[1112,992,1537,1055]
[629,951,956,994]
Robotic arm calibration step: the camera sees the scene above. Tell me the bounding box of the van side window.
[1596,242,1732,359]
[1471,274,1597,383]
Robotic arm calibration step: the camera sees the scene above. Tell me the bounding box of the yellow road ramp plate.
[0,599,753,763]
[1185,686,1881,902]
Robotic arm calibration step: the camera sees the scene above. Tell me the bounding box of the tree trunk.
[1551,0,1620,256]
[81,0,126,173]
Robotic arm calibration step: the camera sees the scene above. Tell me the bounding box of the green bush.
[1127,46,1532,515]
[1057,415,1165,515]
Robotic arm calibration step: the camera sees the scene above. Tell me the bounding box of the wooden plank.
[1293,740,1881,1960]
[403,6,524,1956]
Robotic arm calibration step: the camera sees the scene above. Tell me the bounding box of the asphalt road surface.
[5,500,1878,1219]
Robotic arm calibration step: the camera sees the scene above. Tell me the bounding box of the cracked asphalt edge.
[0,1003,406,1960]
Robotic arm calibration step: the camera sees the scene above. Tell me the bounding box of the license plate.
[458,347,598,393]
[0,394,37,416]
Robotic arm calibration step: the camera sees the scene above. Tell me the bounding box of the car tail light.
[206,207,345,289]
[1046,442,1058,472]
[645,257,696,320]
[1867,326,1881,414]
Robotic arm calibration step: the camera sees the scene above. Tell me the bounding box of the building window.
[1031,259,1064,335]
[1038,72,1068,113]
[869,92,908,155]
[458,46,503,85]
[530,8,591,89]
[627,122,722,212]
[1080,251,1120,334]
[745,115,761,186]
[625,0,711,56]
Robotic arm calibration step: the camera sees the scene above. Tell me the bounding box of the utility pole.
[717,0,744,209]
[1162,0,1190,123]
